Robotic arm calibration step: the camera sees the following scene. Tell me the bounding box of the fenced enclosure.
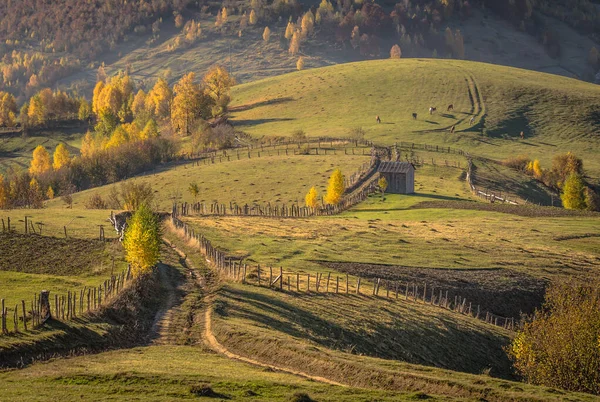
[0,266,132,335]
[170,215,516,331]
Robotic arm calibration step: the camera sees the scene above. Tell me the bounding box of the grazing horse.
[469,116,475,126]
[429,107,437,115]
[376,115,381,124]
[450,125,456,134]
[412,113,417,120]
[447,104,454,111]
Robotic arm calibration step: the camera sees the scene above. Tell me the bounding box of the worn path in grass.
[163,230,346,386]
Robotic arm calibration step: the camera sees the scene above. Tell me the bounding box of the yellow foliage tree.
[0,92,17,127]
[80,132,96,158]
[29,145,51,176]
[532,159,543,180]
[123,203,162,278]
[390,44,402,59]
[509,279,600,394]
[263,26,271,42]
[132,89,148,119]
[46,186,54,200]
[296,56,305,70]
[300,11,314,38]
[305,186,319,208]
[324,168,344,205]
[171,72,202,135]
[141,119,159,140]
[147,78,173,119]
[285,21,295,40]
[202,65,236,116]
[378,176,388,198]
[29,177,43,208]
[289,31,300,55]
[106,126,129,149]
[0,174,7,209]
[249,9,258,25]
[92,81,105,115]
[27,94,46,126]
[52,143,71,170]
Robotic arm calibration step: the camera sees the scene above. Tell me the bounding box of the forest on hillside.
[0,0,598,101]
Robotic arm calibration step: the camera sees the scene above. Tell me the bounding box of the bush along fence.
[466,158,520,205]
[0,266,132,335]
[170,215,515,331]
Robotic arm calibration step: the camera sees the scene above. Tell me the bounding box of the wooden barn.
[377,161,415,194]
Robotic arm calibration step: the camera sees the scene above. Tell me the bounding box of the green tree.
[561,173,586,210]
[78,98,92,121]
[305,186,318,208]
[188,182,200,200]
[123,203,162,278]
[509,279,600,394]
[324,169,344,205]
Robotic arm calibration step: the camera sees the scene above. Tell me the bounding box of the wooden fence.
[0,266,132,335]
[466,158,520,205]
[1,215,110,240]
[170,215,515,331]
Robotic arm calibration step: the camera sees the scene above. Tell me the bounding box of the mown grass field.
[230,59,600,178]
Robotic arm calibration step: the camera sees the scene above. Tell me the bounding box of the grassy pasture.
[0,345,457,401]
[47,153,371,211]
[181,196,600,278]
[230,59,600,178]
[0,128,86,174]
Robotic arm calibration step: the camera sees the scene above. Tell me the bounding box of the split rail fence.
[466,158,520,205]
[171,215,515,331]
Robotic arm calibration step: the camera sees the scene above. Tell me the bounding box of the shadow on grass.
[233,118,295,126]
[230,97,294,112]
[218,286,514,379]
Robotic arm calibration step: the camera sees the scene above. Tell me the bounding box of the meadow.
[229,59,600,179]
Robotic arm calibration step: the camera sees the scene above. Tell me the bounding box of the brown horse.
[429,107,437,115]
[450,125,455,134]
[376,115,381,124]
[447,104,454,111]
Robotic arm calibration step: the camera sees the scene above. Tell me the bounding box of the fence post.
[1,299,5,334]
[21,300,27,331]
[356,277,361,295]
[279,267,283,291]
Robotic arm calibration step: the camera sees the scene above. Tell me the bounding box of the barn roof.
[377,161,414,174]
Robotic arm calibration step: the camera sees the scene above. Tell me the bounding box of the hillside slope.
[230,59,600,177]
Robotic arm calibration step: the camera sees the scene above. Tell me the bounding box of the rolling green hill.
[230,59,600,178]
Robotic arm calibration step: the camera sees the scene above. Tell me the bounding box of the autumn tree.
[188,182,200,200]
[29,145,51,176]
[52,143,71,170]
[175,13,185,28]
[249,9,258,25]
[121,181,154,211]
[324,168,344,205]
[0,175,7,209]
[141,119,160,139]
[300,11,314,38]
[296,57,305,70]
[509,279,600,394]
[29,177,43,208]
[263,26,271,42]
[285,21,295,40]
[46,186,54,200]
[390,44,402,59]
[584,187,600,211]
[561,173,586,210]
[147,78,173,120]
[123,203,161,278]
[171,72,202,135]
[78,98,92,121]
[289,31,301,55]
[0,92,17,127]
[378,176,388,198]
[202,65,236,117]
[305,186,319,208]
[27,94,46,126]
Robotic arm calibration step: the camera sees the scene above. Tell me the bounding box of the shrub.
[84,193,108,209]
[121,182,154,211]
[290,392,314,402]
[509,279,600,394]
[189,384,216,397]
[348,127,365,142]
[292,129,307,142]
[503,154,530,171]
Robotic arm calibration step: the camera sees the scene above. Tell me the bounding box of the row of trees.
[305,168,345,208]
